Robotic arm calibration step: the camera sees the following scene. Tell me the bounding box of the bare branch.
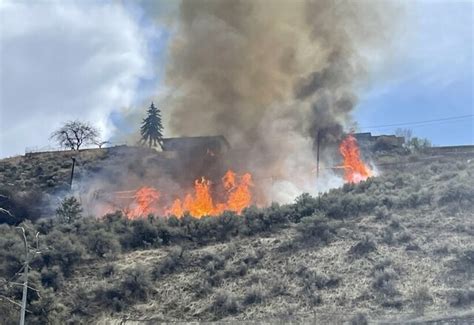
[50,120,99,151]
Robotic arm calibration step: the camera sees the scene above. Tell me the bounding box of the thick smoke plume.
[164,0,392,201]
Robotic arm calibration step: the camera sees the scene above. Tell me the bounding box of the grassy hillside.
[0,152,473,324]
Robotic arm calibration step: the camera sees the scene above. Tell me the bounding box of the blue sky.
[355,0,473,145]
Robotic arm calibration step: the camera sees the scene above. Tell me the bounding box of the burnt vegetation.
[0,153,473,323]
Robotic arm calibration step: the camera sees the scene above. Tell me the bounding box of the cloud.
[0,0,150,157]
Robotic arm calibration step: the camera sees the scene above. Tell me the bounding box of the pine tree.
[140,102,164,149]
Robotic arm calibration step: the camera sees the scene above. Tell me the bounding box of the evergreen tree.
[140,102,164,149]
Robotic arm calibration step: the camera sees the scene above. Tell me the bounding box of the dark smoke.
[162,0,396,201]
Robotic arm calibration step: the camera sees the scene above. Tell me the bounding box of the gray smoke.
[162,0,396,201]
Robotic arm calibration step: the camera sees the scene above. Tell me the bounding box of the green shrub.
[83,229,121,258]
[296,212,335,244]
[126,219,161,249]
[40,231,85,277]
[56,196,82,224]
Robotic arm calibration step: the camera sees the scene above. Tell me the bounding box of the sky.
[0,0,472,157]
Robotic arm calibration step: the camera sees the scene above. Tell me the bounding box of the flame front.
[339,134,373,183]
[126,187,161,219]
[167,171,253,218]
[123,170,253,219]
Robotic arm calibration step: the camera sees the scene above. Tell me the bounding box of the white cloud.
[0,0,150,157]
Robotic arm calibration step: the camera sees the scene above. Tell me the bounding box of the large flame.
[167,171,253,218]
[121,170,253,219]
[339,134,373,183]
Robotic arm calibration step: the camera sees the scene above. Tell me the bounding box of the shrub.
[291,193,320,222]
[296,212,335,244]
[243,285,265,305]
[438,182,473,207]
[211,290,240,317]
[102,264,116,278]
[449,289,474,307]
[411,286,432,315]
[152,246,184,280]
[374,206,391,220]
[126,219,161,249]
[299,268,340,291]
[41,266,64,290]
[350,313,368,325]
[452,248,474,278]
[83,229,121,258]
[120,265,153,302]
[349,236,377,257]
[56,196,82,224]
[40,231,85,277]
[372,268,399,298]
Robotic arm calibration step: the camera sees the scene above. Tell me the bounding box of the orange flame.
[123,170,253,219]
[339,134,373,183]
[125,186,161,219]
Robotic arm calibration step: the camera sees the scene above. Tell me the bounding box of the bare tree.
[50,120,99,150]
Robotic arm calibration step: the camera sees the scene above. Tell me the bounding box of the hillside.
[0,151,473,324]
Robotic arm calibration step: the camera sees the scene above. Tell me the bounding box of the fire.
[123,170,253,219]
[167,171,253,218]
[339,134,373,183]
[125,187,161,219]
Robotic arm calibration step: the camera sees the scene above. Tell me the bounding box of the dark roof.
[162,136,230,152]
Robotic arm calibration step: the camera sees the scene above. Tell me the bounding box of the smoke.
[161,0,395,201]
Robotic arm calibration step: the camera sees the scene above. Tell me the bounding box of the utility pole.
[16,227,39,325]
[70,157,76,189]
[316,130,321,179]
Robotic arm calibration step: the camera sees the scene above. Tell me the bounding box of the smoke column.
[162,0,395,202]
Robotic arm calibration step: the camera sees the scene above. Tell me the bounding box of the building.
[353,132,405,151]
